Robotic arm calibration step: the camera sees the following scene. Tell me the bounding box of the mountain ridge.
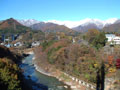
[30,22,75,34]
[17,18,120,32]
[0,18,30,35]
[17,18,119,28]
[1,18,120,33]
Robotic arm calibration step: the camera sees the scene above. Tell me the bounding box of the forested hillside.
[0,45,23,90]
[0,18,30,35]
[34,38,103,83]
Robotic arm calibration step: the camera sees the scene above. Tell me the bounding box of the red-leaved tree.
[116,59,120,69]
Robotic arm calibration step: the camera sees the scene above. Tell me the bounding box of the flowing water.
[19,54,70,90]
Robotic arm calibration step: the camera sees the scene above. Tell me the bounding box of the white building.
[72,38,75,43]
[113,36,120,44]
[32,41,40,47]
[14,42,22,47]
[105,34,120,45]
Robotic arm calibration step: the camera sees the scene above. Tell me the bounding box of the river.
[19,54,70,90]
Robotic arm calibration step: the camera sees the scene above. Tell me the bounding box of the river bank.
[25,50,120,90]
[32,51,96,90]
[21,51,71,90]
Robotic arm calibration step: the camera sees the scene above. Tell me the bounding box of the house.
[105,34,120,45]
[14,42,22,47]
[105,34,115,42]
[5,44,12,48]
[0,43,4,45]
[72,38,75,43]
[32,41,40,47]
[113,36,120,44]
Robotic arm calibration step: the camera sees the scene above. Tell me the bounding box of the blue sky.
[0,0,120,21]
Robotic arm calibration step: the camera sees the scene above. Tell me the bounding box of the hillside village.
[1,0,120,90]
[0,18,120,90]
[0,34,40,48]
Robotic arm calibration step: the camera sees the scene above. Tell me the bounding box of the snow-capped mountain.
[18,18,119,28]
[46,18,119,29]
[17,18,119,32]
[72,18,119,32]
[17,19,40,26]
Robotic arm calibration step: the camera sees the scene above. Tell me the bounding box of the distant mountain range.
[17,18,120,33]
[1,18,120,33]
[17,19,75,33]
[0,18,75,34]
[72,23,100,32]
[103,22,120,33]
[17,18,118,28]
[30,22,74,33]
[17,19,40,27]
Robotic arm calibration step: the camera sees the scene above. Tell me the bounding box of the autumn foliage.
[116,59,120,69]
[108,56,114,66]
[0,45,22,90]
[34,39,103,83]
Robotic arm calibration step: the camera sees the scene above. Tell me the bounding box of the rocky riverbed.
[33,52,96,90]
[20,53,70,90]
